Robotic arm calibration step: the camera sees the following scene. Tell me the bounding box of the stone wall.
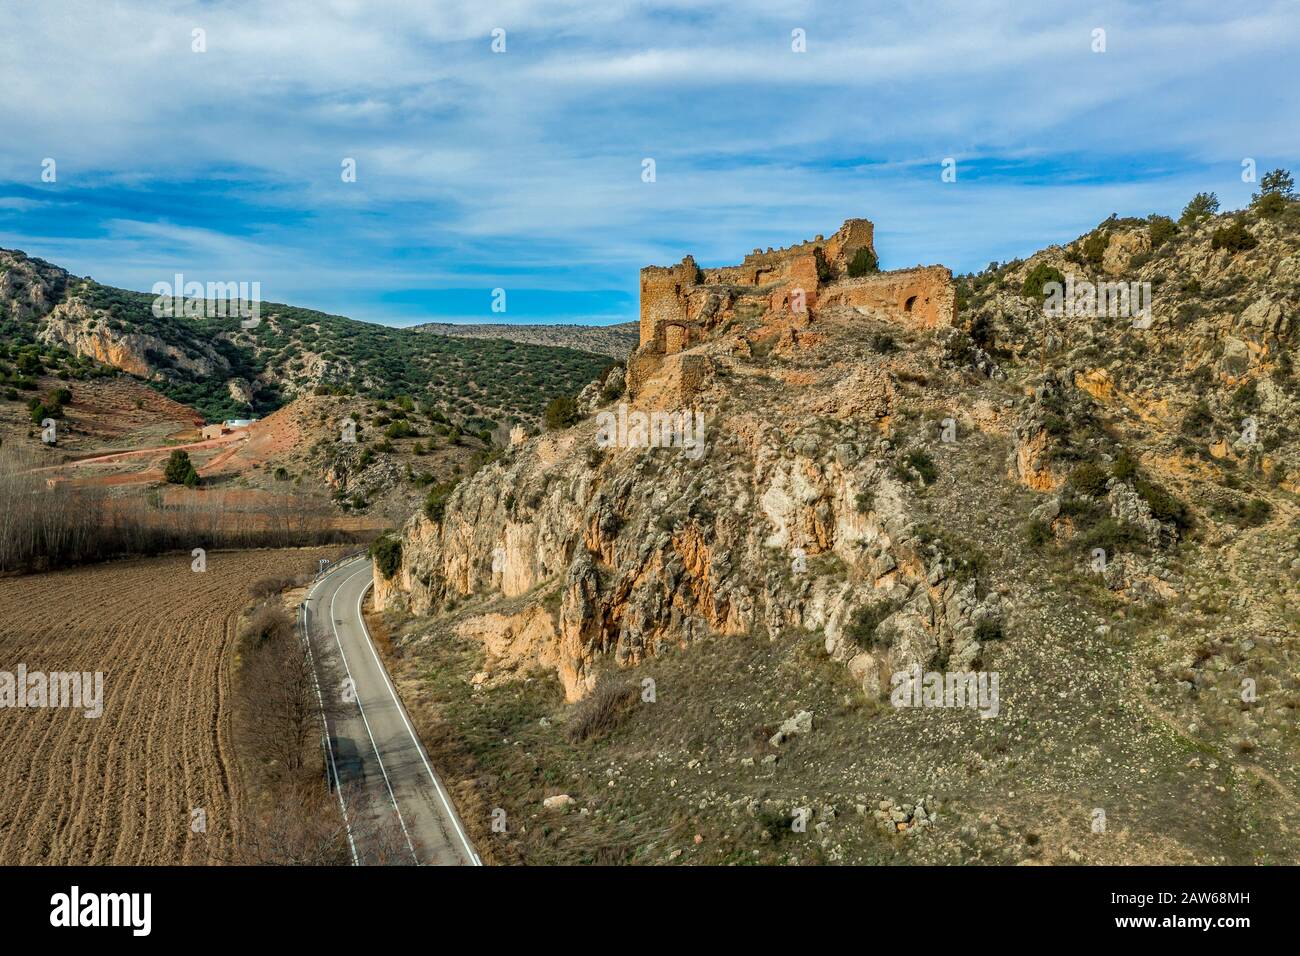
[638,257,699,349]
[818,265,956,329]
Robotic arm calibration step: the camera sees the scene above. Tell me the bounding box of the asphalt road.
[302,557,480,866]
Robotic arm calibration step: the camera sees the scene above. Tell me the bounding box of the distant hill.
[411,320,638,359]
[0,248,614,428]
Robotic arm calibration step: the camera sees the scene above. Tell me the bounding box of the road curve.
[302,556,480,866]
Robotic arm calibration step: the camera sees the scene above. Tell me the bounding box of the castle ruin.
[628,218,956,398]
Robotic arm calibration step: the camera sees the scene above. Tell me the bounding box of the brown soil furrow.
[0,548,337,865]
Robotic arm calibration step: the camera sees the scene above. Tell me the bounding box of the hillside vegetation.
[0,250,613,425]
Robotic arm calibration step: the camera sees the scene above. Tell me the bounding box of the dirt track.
[0,548,337,864]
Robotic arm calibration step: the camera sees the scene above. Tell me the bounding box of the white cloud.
[1,0,1296,320]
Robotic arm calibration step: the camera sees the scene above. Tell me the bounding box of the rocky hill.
[0,249,613,427]
[412,320,638,359]
[365,199,1300,865]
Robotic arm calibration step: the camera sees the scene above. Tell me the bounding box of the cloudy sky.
[1,0,1296,325]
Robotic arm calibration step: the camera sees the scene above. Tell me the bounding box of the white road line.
[328,563,421,864]
[353,576,482,866]
[300,575,360,867]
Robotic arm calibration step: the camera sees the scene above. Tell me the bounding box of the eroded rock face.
[375,262,1012,702]
[36,299,230,381]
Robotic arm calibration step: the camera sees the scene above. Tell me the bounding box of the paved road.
[302,557,480,866]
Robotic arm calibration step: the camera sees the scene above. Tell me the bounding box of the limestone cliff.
[375,220,999,700]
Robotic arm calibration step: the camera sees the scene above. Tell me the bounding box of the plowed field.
[0,548,338,864]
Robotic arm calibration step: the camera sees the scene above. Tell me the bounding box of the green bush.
[846,600,895,649]
[385,419,416,439]
[1147,214,1177,248]
[544,394,580,430]
[1253,191,1288,219]
[1135,478,1192,530]
[906,450,939,485]
[1020,263,1065,301]
[369,535,402,579]
[1112,451,1138,482]
[1179,192,1219,226]
[1080,230,1110,268]
[163,449,199,487]
[599,366,625,403]
[1180,401,1214,438]
[1242,498,1272,527]
[1210,220,1258,253]
[1078,517,1145,555]
[846,247,880,278]
[1068,463,1109,498]
[423,481,457,522]
[1025,519,1051,547]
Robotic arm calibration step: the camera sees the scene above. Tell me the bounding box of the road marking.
[328,563,420,864]
[301,568,360,866]
[353,575,482,866]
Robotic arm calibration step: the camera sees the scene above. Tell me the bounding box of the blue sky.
[1,0,1297,326]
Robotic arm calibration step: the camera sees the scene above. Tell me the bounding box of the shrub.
[48,386,72,406]
[566,679,640,743]
[1112,451,1138,482]
[241,604,293,647]
[1210,220,1258,253]
[273,466,289,481]
[369,535,402,579]
[1180,401,1214,438]
[163,449,199,487]
[870,333,897,353]
[384,420,416,439]
[1147,214,1177,248]
[1078,517,1145,555]
[854,488,875,514]
[599,366,626,403]
[248,576,293,599]
[544,394,580,430]
[1242,498,1272,527]
[1253,191,1289,219]
[845,600,895,649]
[1179,192,1219,226]
[423,481,456,522]
[1135,478,1192,531]
[973,618,1004,642]
[905,449,939,485]
[1068,463,1109,498]
[846,247,880,278]
[1025,519,1051,547]
[1080,230,1110,268]
[1021,263,1065,301]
